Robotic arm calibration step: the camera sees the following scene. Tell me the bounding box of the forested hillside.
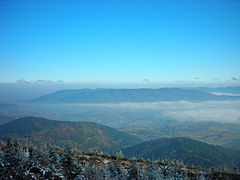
[123,137,240,169]
[0,117,141,153]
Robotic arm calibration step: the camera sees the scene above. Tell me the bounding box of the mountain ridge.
[32,88,240,103]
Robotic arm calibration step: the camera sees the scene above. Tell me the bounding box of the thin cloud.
[142,78,150,82]
[16,79,64,84]
[231,77,240,81]
[58,80,64,83]
[16,79,30,84]
[35,79,53,83]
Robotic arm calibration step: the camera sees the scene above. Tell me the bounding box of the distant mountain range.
[122,137,240,169]
[0,117,141,153]
[32,88,240,103]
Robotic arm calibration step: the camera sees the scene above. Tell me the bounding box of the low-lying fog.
[6,100,238,128]
[62,101,240,124]
[1,83,240,127]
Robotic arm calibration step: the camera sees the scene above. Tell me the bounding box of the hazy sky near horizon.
[0,0,240,84]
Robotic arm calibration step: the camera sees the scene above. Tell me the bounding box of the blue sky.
[0,0,240,85]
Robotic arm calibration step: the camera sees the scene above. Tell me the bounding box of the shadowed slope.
[122,137,240,169]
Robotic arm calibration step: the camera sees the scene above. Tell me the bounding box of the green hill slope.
[0,116,141,153]
[122,137,240,169]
